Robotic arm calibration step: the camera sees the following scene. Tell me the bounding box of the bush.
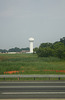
[36,42,65,59]
[37,47,54,57]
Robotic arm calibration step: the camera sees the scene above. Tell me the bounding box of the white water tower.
[29,37,34,53]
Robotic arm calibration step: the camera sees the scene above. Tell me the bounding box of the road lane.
[0,81,65,86]
[2,92,65,95]
[0,81,65,99]
[0,87,65,92]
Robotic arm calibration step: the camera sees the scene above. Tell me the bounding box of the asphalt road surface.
[0,81,65,99]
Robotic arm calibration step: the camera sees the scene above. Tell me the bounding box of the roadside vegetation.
[0,37,65,76]
[34,37,65,59]
[0,53,65,75]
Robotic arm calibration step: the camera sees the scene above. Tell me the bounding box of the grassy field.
[0,53,65,75]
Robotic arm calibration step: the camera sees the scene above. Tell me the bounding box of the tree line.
[0,47,30,53]
[34,37,65,59]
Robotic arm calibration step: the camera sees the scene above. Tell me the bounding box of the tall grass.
[0,53,65,74]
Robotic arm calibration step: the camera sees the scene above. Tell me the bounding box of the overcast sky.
[0,0,65,49]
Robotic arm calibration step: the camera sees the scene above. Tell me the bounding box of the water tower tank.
[29,37,34,53]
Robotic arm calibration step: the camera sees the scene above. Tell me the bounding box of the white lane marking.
[2,92,65,95]
[0,86,65,88]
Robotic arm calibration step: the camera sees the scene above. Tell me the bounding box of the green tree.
[53,42,65,58]
[36,41,65,59]
[40,43,53,48]
[60,37,65,45]
[37,47,54,57]
[33,47,38,53]
[0,49,7,53]
[8,47,21,52]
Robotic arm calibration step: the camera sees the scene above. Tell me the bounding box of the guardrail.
[0,75,65,80]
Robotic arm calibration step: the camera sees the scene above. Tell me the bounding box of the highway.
[0,81,65,99]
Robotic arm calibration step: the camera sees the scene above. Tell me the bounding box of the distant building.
[20,50,30,53]
[8,52,17,54]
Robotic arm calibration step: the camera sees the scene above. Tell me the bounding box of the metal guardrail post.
[4,77,5,80]
[58,77,60,80]
[49,77,50,80]
[34,77,35,80]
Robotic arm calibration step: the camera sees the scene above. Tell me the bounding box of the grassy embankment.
[0,53,65,80]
